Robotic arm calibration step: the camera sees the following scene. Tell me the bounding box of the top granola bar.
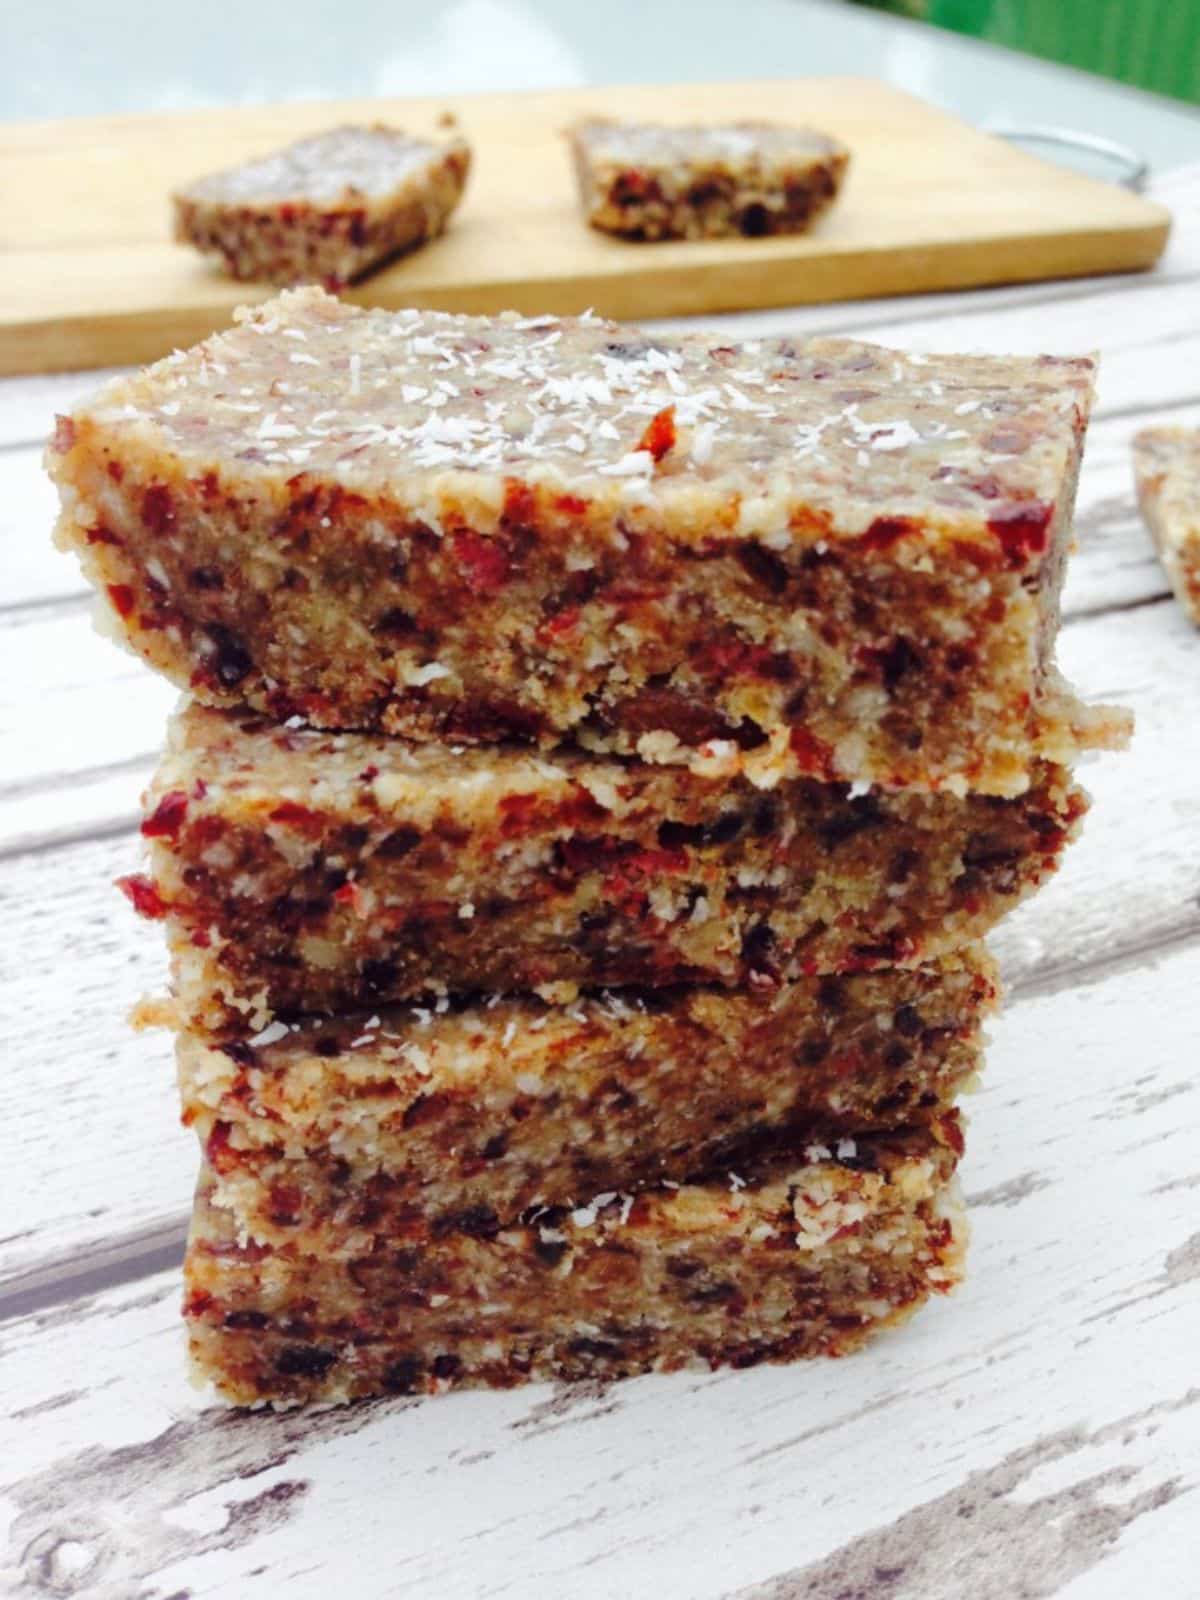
[49,288,1123,794]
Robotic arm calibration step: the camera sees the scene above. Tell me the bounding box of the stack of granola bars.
[48,288,1124,1404]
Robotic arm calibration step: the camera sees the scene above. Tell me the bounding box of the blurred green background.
[854,0,1200,104]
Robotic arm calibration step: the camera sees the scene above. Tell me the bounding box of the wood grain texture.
[0,77,1169,375]
[2,161,1198,1600]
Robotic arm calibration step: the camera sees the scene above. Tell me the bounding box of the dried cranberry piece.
[117,873,166,919]
[141,484,175,535]
[554,493,589,516]
[141,789,188,839]
[788,726,834,779]
[106,583,136,618]
[451,530,510,594]
[858,516,916,552]
[988,501,1053,568]
[637,405,677,463]
[86,525,122,547]
[502,478,536,528]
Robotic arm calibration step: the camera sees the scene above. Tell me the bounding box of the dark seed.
[382,1356,423,1394]
[206,624,253,687]
[274,1345,336,1378]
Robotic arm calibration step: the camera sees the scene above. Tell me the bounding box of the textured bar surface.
[568,119,848,240]
[48,289,1123,796]
[176,950,993,1252]
[1132,427,1200,624]
[172,125,471,286]
[184,1116,966,1405]
[130,703,1074,1025]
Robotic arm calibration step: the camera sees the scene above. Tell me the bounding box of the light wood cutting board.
[0,77,1170,376]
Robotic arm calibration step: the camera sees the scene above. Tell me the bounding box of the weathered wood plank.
[1,943,1196,1600]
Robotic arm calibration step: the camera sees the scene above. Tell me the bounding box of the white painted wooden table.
[3,165,1199,1600]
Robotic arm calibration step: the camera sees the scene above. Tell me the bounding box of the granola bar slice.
[48,289,1124,795]
[1132,427,1200,625]
[125,702,1068,1025]
[568,119,849,240]
[184,1115,966,1404]
[172,124,470,287]
[176,949,993,1253]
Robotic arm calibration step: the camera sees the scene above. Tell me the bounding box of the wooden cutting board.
[0,77,1169,376]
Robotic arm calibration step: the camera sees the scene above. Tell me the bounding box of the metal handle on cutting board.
[984,123,1150,192]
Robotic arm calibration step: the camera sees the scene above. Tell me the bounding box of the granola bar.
[184,1115,966,1404]
[126,702,1070,1026]
[176,951,993,1253]
[568,119,849,240]
[1132,427,1200,624]
[48,289,1124,795]
[172,124,470,287]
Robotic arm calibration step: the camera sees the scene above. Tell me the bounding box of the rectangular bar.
[175,949,993,1253]
[129,702,1069,1027]
[568,119,848,240]
[172,124,471,287]
[1132,427,1200,624]
[184,1115,966,1405]
[48,288,1125,796]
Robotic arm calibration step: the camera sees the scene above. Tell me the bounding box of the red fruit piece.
[117,873,167,919]
[554,494,589,516]
[142,484,175,535]
[206,1122,238,1175]
[106,583,136,618]
[452,530,510,593]
[788,725,834,780]
[638,405,677,463]
[503,478,537,528]
[988,501,1052,568]
[269,800,324,835]
[141,790,188,839]
[857,516,916,552]
[87,525,122,547]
